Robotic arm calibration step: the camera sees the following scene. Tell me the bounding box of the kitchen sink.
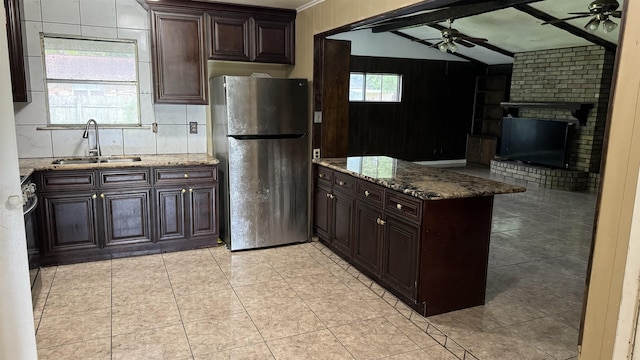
[51,156,142,165]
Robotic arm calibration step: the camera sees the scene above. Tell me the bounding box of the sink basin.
[52,156,142,165]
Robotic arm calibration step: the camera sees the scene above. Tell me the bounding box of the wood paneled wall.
[347,56,482,161]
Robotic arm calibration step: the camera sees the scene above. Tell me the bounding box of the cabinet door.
[479,137,497,165]
[151,9,207,104]
[41,192,100,253]
[252,17,293,64]
[156,187,187,241]
[188,185,218,239]
[101,190,152,247]
[332,192,353,258]
[208,13,250,61]
[313,185,331,243]
[466,135,482,164]
[381,215,420,300]
[353,202,381,275]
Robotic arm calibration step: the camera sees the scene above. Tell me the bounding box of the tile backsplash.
[14,0,207,158]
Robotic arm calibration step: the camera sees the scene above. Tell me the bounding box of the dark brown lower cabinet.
[101,190,152,247]
[41,192,100,254]
[353,202,381,275]
[381,214,420,301]
[157,184,217,242]
[313,164,494,316]
[36,165,218,265]
[314,182,353,259]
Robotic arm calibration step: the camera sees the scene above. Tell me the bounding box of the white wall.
[14,0,207,158]
[1,2,38,358]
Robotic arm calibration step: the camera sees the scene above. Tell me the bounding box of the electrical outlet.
[189,122,198,134]
[313,111,322,124]
[313,148,321,159]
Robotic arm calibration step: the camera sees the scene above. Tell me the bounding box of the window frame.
[349,72,403,103]
[41,33,142,127]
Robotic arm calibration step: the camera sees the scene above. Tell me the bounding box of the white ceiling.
[330,0,623,65]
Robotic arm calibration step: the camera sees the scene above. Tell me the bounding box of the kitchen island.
[313,156,524,316]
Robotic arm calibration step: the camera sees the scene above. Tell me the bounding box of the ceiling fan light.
[448,42,458,53]
[438,42,448,53]
[602,18,618,33]
[584,17,600,32]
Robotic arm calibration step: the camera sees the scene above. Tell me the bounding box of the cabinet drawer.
[100,169,151,188]
[155,166,217,185]
[356,180,384,207]
[39,171,95,191]
[333,172,355,195]
[315,166,333,187]
[385,192,423,224]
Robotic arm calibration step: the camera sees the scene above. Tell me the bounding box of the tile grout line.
[309,240,476,360]
[160,252,196,360]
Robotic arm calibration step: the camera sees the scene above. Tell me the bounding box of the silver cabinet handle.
[100,193,105,199]
[189,188,193,193]
[339,181,345,186]
[379,219,386,226]
[319,173,325,178]
[181,189,187,194]
[184,173,189,179]
[91,194,97,199]
[326,193,331,198]
[329,194,335,199]
[364,190,370,197]
[396,203,403,210]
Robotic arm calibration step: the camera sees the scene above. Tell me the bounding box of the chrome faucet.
[82,119,101,157]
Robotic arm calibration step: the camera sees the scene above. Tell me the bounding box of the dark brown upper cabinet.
[5,0,30,102]
[208,12,251,62]
[207,13,294,64]
[252,16,293,64]
[146,1,295,104]
[150,8,208,104]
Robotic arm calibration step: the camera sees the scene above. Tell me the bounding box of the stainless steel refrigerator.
[211,75,310,251]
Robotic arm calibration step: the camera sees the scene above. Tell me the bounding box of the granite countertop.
[314,156,525,200]
[19,154,219,178]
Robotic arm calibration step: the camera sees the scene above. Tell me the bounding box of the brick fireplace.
[491,45,616,192]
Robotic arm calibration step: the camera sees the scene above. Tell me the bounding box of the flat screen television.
[499,117,570,168]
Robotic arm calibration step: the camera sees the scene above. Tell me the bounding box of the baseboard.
[413,159,467,167]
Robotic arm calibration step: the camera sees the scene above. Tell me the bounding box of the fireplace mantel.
[500,102,594,125]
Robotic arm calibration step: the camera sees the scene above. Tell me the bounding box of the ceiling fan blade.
[611,11,622,18]
[567,12,593,15]
[412,37,441,42]
[429,41,443,48]
[454,39,475,48]
[460,36,488,43]
[541,14,591,25]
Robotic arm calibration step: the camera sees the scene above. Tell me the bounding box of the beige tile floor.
[33,167,596,360]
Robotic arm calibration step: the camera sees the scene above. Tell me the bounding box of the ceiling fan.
[541,0,622,33]
[414,19,488,53]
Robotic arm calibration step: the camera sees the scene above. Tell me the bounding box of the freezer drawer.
[226,136,309,250]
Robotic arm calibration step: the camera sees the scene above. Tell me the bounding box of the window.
[349,72,402,102]
[43,35,140,126]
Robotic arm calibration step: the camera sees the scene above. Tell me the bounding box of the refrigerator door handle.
[229,134,306,140]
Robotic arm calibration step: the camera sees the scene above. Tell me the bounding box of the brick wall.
[508,45,615,190]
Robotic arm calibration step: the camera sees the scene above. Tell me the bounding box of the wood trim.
[4,0,30,102]
[370,0,543,33]
[580,0,640,357]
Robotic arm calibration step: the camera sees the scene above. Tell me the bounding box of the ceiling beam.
[371,0,544,33]
[428,23,514,58]
[390,31,488,66]
[513,4,617,51]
